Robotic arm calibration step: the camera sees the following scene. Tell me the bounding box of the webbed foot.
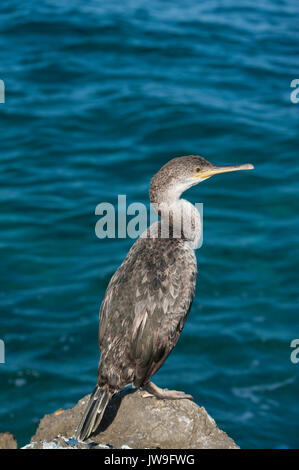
[141,381,194,401]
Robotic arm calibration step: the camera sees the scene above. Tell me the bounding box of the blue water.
[0,0,298,449]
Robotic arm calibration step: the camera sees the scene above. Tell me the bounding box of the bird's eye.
[192,166,202,176]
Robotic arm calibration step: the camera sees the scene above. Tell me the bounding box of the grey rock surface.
[0,432,18,449]
[27,389,239,449]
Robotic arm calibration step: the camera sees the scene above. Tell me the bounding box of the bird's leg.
[141,381,194,401]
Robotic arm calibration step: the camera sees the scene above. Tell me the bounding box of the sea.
[0,0,298,448]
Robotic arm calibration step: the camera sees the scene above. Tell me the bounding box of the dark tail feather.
[75,385,112,441]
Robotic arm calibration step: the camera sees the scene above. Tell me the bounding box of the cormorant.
[76,155,254,440]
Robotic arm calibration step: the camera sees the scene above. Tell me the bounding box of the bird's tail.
[75,385,112,441]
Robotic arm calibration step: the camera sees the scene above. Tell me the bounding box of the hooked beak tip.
[196,163,254,179]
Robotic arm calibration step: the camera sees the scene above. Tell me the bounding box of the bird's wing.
[98,235,197,388]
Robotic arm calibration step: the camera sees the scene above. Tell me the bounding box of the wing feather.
[97,234,197,389]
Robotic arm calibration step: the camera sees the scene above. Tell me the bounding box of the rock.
[0,432,17,449]
[27,388,239,449]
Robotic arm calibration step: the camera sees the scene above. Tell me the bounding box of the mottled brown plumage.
[98,235,197,391]
[76,155,254,440]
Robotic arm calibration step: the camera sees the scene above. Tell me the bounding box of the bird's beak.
[194,163,254,179]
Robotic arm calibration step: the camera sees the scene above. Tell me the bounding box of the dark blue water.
[0,0,298,449]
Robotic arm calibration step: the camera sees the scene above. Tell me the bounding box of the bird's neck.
[149,186,202,248]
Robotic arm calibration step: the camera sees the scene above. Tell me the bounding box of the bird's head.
[150,155,254,203]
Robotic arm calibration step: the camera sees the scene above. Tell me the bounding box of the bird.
[76,155,254,440]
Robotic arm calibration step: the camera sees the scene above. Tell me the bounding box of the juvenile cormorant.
[76,155,254,440]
